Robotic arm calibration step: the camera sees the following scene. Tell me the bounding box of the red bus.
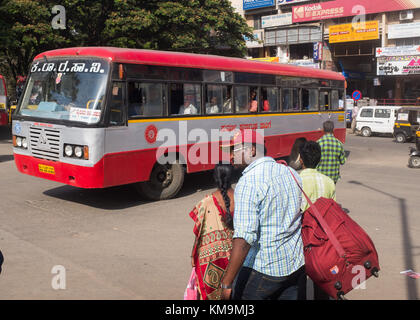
[0,75,8,126]
[13,47,346,200]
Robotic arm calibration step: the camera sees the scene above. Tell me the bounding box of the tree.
[0,0,253,98]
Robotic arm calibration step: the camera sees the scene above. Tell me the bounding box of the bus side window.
[261,87,278,112]
[170,83,200,116]
[109,82,126,126]
[282,88,292,111]
[302,89,318,111]
[235,86,249,114]
[128,82,163,117]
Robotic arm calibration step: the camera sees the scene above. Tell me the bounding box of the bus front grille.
[29,127,61,161]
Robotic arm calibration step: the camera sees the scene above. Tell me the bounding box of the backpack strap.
[284,163,347,259]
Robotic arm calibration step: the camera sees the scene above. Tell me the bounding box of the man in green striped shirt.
[316,121,346,184]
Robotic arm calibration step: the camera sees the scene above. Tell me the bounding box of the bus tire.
[135,160,185,200]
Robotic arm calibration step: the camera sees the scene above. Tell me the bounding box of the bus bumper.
[14,154,105,188]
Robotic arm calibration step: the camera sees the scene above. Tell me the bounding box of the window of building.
[396,37,420,46]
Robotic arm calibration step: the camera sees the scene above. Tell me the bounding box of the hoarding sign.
[388,22,420,39]
[245,30,264,48]
[262,12,292,28]
[313,42,323,61]
[377,55,420,75]
[289,59,320,68]
[292,0,420,23]
[329,21,379,43]
[376,46,420,57]
[243,0,275,10]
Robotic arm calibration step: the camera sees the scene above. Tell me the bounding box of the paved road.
[0,126,419,300]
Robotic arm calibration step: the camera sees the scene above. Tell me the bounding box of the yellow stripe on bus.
[128,111,345,123]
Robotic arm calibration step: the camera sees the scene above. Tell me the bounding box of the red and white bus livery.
[0,75,8,126]
[13,47,346,200]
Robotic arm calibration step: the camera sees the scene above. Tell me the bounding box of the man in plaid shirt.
[317,121,346,184]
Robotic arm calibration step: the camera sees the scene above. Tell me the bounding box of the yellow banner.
[329,21,379,43]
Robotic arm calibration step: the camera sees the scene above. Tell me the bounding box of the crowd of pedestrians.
[188,120,346,300]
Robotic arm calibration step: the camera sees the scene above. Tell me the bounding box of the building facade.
[234,0,420,102]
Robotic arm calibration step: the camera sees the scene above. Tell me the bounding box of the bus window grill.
[29,127,61,161]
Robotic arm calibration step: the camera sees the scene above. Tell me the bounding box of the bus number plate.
[38,164,55,175]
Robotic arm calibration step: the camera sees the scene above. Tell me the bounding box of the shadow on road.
[0,126,11,141]
[43,169,241,210]
[348,180,418,300]
[0,154,14,163]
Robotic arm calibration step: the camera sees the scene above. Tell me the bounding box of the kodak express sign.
[292,0,420,23]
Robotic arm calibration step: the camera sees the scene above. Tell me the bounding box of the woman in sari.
[189,164,235,300]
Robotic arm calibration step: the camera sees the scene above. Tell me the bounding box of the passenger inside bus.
[249,90,258,112]
[179,94,198,115]
[223,90,232,113]
[206,96,220,114]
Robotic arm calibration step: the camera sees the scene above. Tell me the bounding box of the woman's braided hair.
[213,163,234,230]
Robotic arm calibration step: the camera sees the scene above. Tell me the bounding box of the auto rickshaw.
[408,128,420,168]
[393,106,420,143]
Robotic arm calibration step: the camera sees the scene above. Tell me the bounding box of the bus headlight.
[64,144,89,160]
[22,138,28,149]
[74,146,83,158]
[64,145,74,157]
[16,136,22,147]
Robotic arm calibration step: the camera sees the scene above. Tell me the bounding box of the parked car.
[356,106,401,137]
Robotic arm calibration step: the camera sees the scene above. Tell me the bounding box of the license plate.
[38,164,55,175]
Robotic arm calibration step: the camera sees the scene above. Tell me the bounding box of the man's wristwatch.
[220,283,232,289]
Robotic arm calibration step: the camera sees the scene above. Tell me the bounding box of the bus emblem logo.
[145,125,158,144]
[39,133,48,145]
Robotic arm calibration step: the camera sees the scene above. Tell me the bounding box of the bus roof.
[34,47,345,82]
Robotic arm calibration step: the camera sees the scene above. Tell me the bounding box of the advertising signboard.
[292,0,420,23]
[388,22,420,39]
[313,42,323,61]
[262,12,292,28]
[329,21,379,43]
[377,55,420,75]
[243,0,275,10]
[376,46,420,57]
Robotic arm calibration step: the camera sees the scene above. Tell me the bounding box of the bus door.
[319,90,330,111]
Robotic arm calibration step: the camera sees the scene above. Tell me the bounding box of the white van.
[355,106,401,137]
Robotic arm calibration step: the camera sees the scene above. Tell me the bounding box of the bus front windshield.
[19,59,109,124]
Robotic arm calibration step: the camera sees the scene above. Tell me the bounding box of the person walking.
[189,163,235,300]
[220,129,306,300]
[351,105,359,134]
[298,140,335,300]
[317,121,346,184]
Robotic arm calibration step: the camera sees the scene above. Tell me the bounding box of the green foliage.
[0,0,253,98]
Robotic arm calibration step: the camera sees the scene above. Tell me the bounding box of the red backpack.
[286,165,380,300]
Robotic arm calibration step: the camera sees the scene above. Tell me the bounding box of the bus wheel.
[135,161,185,200]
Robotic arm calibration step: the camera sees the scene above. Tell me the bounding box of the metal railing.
[376,99,420,106]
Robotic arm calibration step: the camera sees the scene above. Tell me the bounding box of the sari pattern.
[189,195,233,300]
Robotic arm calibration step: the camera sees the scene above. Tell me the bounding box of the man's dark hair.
[323,120,334,133]
[299,141,321,169]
